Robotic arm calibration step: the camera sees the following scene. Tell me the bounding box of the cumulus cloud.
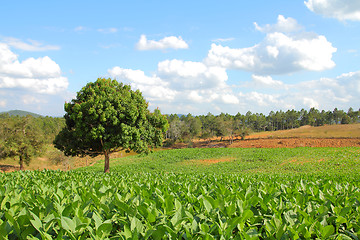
[303,97,319,109]
[240,91,281,107]
[305,0,360,21]
[221,94,240,104]
[108,58,241,113]
[205,15,336,75]
[254,15,303,33]
[2,37,60,51]
[109,59,231,102]
[157,59,228,90]
[108,67,176,101]
[136,35,189,51]
[0,43,68,94]
[225,67,360,115]
[251,75,285,88]
[109,61,359,114]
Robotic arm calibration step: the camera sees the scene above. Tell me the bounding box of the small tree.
[54,78,168,173]
[0,116,45,170]
[237,126,251,140]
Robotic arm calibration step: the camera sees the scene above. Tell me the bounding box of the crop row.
[1,170,359,239]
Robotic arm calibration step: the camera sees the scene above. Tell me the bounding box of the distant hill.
[0,110,43,118]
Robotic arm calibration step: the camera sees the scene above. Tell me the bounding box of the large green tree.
[54,78,168,173]
[0,116,45,170]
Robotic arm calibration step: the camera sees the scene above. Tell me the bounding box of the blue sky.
[0,0,359,116]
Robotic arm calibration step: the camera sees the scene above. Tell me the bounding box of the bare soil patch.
[174,136,360,149]
[0,164,20,172]
[228,138,360,148]
[179,157,235,166]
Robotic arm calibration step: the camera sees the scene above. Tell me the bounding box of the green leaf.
[321,225,334,238]
[202,197,213,213]
[61,216,76,233]
[242,209,254,222]
[171,210,182,226]
[123,224,132,239]
[165,195,174,214]
[150,226,166,240]
[92,212,103,231]
[0,221,12,239]
[96,221,112,238]
[29,211,43,232]
[130,216,144,233]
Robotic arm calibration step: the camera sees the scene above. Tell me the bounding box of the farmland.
[1,147,360,239]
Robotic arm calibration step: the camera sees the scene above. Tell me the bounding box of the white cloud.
[188,91,204,102]
[108,59,239,113]
[251,75,285,88]
[221,94,240,104]
[235,69,360,114]
[136,35,189,51]
[212,38,235,43]
[0,43,68,94]
[285,71,359,110]
[254,15,303,33]
[97,28,118,34]
[2,37,60,51]
[22,95,43,105]
[305,0,360,21]
[74,26,87,32]
[0,99,6,107]
[303,97,319,109]
[108,67,176,101]
[240,91,281,107]
[157,59,228,90]
[205,15,336,75]
[109,62,360,114]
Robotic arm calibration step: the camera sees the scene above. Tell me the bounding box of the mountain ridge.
[0,110,43,118]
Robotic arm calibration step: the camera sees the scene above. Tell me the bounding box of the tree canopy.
[0,116,45,170]
[54,78,168,173]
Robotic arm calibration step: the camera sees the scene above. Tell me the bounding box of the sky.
[0,0,359,117]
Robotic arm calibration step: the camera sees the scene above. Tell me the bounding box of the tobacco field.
[1,147,360,239]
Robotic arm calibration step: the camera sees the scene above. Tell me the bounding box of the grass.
[79,147,360,176]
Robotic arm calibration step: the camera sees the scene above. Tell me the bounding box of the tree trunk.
[19,156,24,171]
[104,150,110,173]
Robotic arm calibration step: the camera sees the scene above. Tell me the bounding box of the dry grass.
[247,123,360,139]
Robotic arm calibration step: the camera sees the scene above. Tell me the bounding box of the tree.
[54,78,168,173]
[0,116,45,170]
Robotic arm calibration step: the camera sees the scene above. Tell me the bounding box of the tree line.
[165,107,360,144]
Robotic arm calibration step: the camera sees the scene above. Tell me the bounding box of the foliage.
[1,147,360,239]
[0,116,46,170]
[54,78,168,173]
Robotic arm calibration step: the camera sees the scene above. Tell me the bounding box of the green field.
[1,147,360,239]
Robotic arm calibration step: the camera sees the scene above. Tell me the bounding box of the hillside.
[248,123,360,139]
[0,110,43,117]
